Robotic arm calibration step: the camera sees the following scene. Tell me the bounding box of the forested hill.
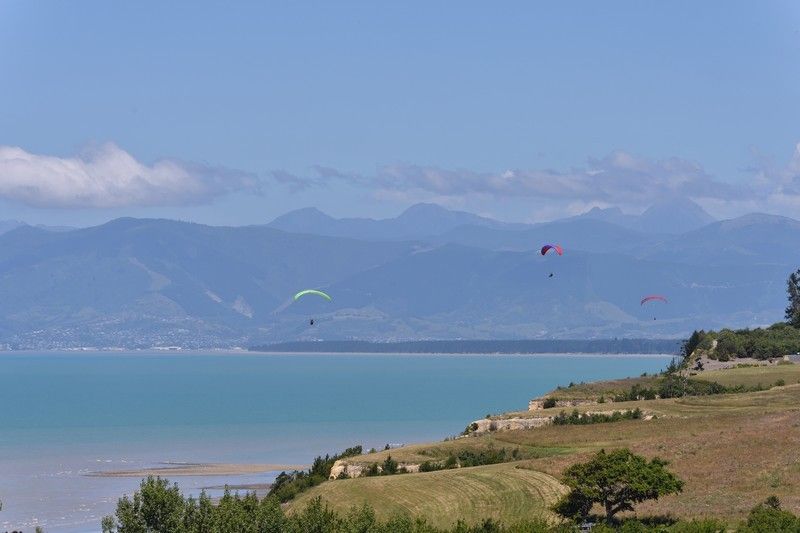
[249,339,682,355]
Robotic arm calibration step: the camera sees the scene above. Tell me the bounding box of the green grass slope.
[287,462,566,528]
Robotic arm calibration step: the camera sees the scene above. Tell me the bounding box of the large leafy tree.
[553,448,683,524]
[787,269,800,328]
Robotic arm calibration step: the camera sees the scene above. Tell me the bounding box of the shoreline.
[88,462,307,478]
[0,349,677,358]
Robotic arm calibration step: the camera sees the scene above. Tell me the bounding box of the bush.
[542,398,557,409]
[613,383,658,402]
[461,422,479,435]
[716,329,745,360]
[552,409,643,426]
[419,460,440,472]
[381,455,398,475]
[740,496,800,532]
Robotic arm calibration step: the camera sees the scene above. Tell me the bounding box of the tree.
[553,448,683,524]
[291,496,339,533]
[787,269,800,328]
[681,330,706,360]
[103,476,186,533]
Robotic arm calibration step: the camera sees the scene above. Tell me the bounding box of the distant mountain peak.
[0,219,26,236]
[399,202,449,216]
[642,197,713,219]
[268,207,337,234]
[395,202,495,227]
[638,198,714,234]
[275,206,333,220]
[568,198,714,234]
[716,212,800,231]
[268,202,513,240]
[586,206,623,215]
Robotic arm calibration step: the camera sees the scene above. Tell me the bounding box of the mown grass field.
[288,462,567,528]
[288,364,800,525]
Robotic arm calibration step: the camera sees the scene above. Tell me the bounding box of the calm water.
[0,352,673,532]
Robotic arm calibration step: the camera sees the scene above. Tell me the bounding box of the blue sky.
[1,1,799,227]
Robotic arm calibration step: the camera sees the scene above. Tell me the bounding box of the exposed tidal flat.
[0,352,672,532]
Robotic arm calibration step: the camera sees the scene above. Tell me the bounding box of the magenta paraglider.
[540,244,563,256]
[640,295,668,305]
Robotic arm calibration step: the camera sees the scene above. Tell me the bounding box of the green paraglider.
[293,289,332,302]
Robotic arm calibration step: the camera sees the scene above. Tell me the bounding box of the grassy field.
[332,435,570,466]
[538,375,661,401]
[288,462,567,528]
[288,364,800,525]
[693,363,800,388]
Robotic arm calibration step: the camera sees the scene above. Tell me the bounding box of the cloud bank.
[275,144,800,218]
[0,143,260,208]
[277,151,736,204]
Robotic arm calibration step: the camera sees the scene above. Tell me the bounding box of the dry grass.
[292,366,800,525]
[541,375,661,401]
[484,384,800,520]
[693,363,800,388]
[344,436,568,466]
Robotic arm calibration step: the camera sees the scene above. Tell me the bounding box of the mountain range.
[0,198,795,349]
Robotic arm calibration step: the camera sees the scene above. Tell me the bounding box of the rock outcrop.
[329,460,421,479]
[468,409,653,436]
[469,416,551,435]
[528,398,598,411]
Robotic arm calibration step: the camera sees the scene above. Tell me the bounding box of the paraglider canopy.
[294,289,332,302]
[540,244,563,256]
[640,295,667,305]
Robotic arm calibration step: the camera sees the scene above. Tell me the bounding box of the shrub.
[542,398,557,409]
[552,408,643,426]
[740,496,800,532]
[461,422,479,435]
[381,455,398,475]
[364,463,379,476]
[419,460,441,472]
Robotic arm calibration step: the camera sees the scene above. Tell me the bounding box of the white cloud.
[695,142,800,219]
[0,143,260,208]
[271,143,800,221]
[277,150,736,207]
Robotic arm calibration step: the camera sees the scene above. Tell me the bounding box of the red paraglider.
[640,295,668,305]
[540,244,563,256]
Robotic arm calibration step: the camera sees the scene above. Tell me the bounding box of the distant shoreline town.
[249,338,681,355]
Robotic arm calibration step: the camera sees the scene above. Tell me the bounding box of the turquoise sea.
[0,352,674,532]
